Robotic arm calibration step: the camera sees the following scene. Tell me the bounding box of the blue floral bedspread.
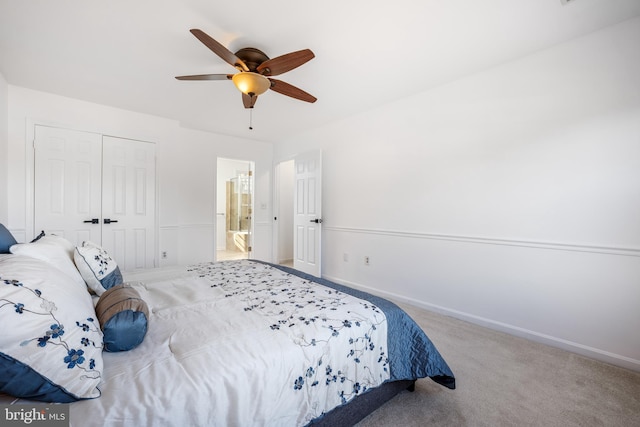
[186,259,455,424]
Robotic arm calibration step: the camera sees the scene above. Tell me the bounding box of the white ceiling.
[1,0,639,143]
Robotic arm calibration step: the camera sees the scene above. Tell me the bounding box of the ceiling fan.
[176,29,317,109]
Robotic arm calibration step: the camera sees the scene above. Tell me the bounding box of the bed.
[0,229,455,426]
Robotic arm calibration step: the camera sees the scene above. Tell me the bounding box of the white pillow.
[74,241,123,296]
[10,235,86,290]
[0,255,103,402]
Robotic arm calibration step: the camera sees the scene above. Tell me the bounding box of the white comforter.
[70,260,390,426]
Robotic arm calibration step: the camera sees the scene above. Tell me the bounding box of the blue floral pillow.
[0,255,103,402]
[74,241,123,296]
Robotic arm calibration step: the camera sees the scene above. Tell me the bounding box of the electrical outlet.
[364,256,370,266]
[162,251,167,259]
[343,253,349,262]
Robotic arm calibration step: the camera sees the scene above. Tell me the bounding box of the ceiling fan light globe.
[232,72,270,96]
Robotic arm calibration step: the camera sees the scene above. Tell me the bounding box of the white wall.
[275,17,640,370]
[0,72,8,224]
[6,86,273,265]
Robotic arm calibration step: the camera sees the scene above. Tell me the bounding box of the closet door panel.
[101,136,156,271]
[34,126,102,245]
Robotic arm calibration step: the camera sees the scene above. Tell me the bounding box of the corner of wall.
[0,72,9,224]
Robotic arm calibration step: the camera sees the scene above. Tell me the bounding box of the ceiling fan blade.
[175,74,233,81]
[242,93,257,109]
[268,78,317,103]
[190,29,249,72]
[257,49,315,76]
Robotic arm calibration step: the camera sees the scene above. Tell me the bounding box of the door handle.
[83,218,99,224]
[309,219,323,224]
[103,218,119,224]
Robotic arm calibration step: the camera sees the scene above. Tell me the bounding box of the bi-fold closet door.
[34,125,156,271]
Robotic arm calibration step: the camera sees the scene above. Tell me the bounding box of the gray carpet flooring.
[356,302,640,427]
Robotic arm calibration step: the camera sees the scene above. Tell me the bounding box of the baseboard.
[323,274,640,372]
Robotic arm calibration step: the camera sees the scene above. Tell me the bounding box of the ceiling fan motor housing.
[235,47,270,72]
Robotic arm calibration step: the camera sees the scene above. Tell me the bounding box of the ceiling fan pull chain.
[249,107,253,130]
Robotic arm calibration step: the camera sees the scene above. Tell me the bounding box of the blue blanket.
[256,261,456,390]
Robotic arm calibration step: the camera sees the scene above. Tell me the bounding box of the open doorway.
[217,158,254,261]
[275,159,294,267]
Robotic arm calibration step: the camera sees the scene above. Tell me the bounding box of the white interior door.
[34,125,102,245]
[102,136,156,271]
[293,150,322,276]
[34,126,156,272]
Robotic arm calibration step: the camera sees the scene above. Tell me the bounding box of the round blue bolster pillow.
[95,284,149,352]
